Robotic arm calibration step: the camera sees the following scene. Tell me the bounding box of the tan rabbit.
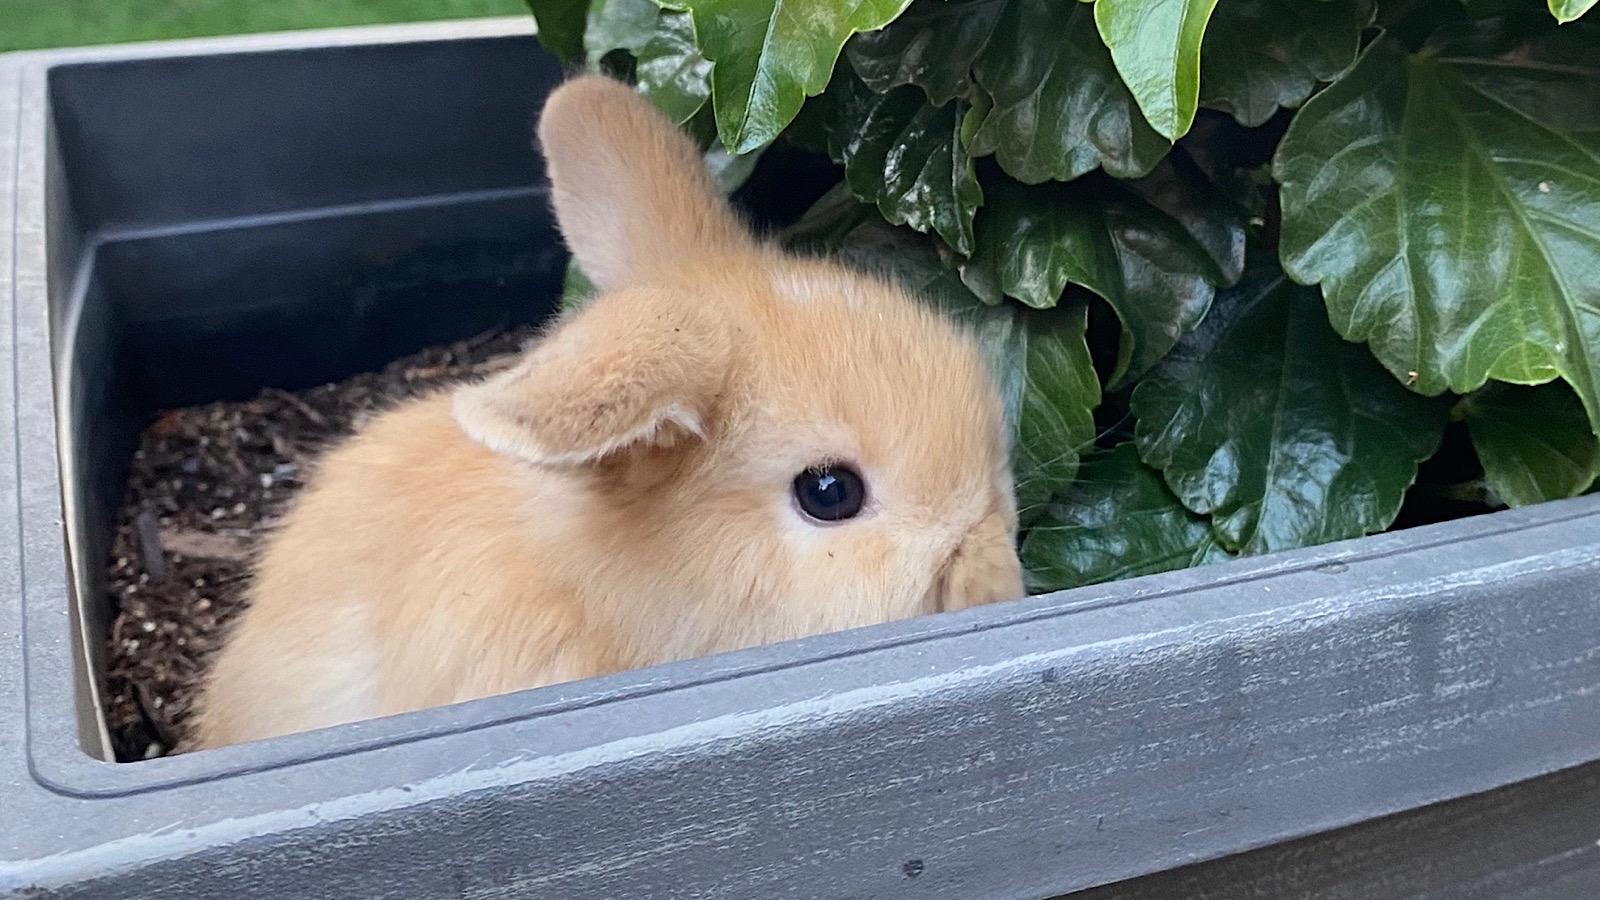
[189,76,1024,749]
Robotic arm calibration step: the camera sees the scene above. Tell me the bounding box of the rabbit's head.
[454,77,1023,662]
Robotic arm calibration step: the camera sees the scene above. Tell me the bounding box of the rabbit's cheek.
[938,514,1025,612]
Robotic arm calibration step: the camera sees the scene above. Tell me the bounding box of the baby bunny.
[190,76,1023,749]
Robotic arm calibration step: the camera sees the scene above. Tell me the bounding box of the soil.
[103,325,539,762]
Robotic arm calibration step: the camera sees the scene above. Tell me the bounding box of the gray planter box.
[3,19,1598,899]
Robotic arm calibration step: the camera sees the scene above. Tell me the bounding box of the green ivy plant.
[528,0,1600,593]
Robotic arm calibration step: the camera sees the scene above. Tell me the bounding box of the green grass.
[1,0,529,53]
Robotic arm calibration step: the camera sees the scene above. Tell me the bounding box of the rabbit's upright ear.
[454,290,729,466]
[537,76,751,292]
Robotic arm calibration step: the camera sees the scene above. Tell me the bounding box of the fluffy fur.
[190,76,1023,749]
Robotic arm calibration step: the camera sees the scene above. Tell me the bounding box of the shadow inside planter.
[44,32,843,762]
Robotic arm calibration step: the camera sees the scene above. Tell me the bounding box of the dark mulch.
[103,325,539,761]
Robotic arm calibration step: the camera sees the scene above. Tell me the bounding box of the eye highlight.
[792,465,866,523]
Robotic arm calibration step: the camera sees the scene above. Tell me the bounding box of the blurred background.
[2,0,526,53]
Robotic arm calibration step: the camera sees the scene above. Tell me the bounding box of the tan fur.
[190,75,1025,749]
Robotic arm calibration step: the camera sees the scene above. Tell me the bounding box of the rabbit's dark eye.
[793,465,866,522]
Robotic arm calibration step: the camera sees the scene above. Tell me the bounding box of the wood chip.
[134,509,166,580]
[159,529,252,562]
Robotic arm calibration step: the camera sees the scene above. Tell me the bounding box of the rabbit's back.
[190,394,620,748]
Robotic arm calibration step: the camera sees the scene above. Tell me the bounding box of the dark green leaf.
[827,213,977,304]
[1133,257,1451,555]
[1276,27,1600,451]
[1551,0,1597,23]
[1457,0,1520,17]
[583,0,710,123]
[781,89,834,154]
[1377,0,1470,50]
[526,0,588,63]
[1021,444,1232,592]
[1199,0,1372,127]
[584,0,659,63]
[844,0,1006,105]
[781,182,879,253]
[1093,0,1220,141]
[668,0,915,153]
[1010,303,1102,520]
[966,0,1170,183]
[963,161,1244,384]
[828,75,982,254]
[1462,381,1600,506]
[635,11,712,124]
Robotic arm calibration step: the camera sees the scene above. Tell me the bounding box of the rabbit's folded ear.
[453,291,729,466]
[537,75,751,292]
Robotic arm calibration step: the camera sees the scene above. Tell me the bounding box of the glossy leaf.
[1276,27,1600,453]
[1021,444,1232,592]
[788,199,1101,521]
[829,75,981,254]
[1009,303,1103,521]
[829,215,989,312]
[584,0,659,63]
[962,162,1245,384]
[844,0,1006,105]
[1199,0,1371,127]
[1550,0,1597,23]
[526,0,588,63]
[1094,0,1220,141]
[1133,258,1451,555]
[966,0,1170,183]
[668,0,915,153]
[1462,381,1600,506]
[635,11,712,124]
